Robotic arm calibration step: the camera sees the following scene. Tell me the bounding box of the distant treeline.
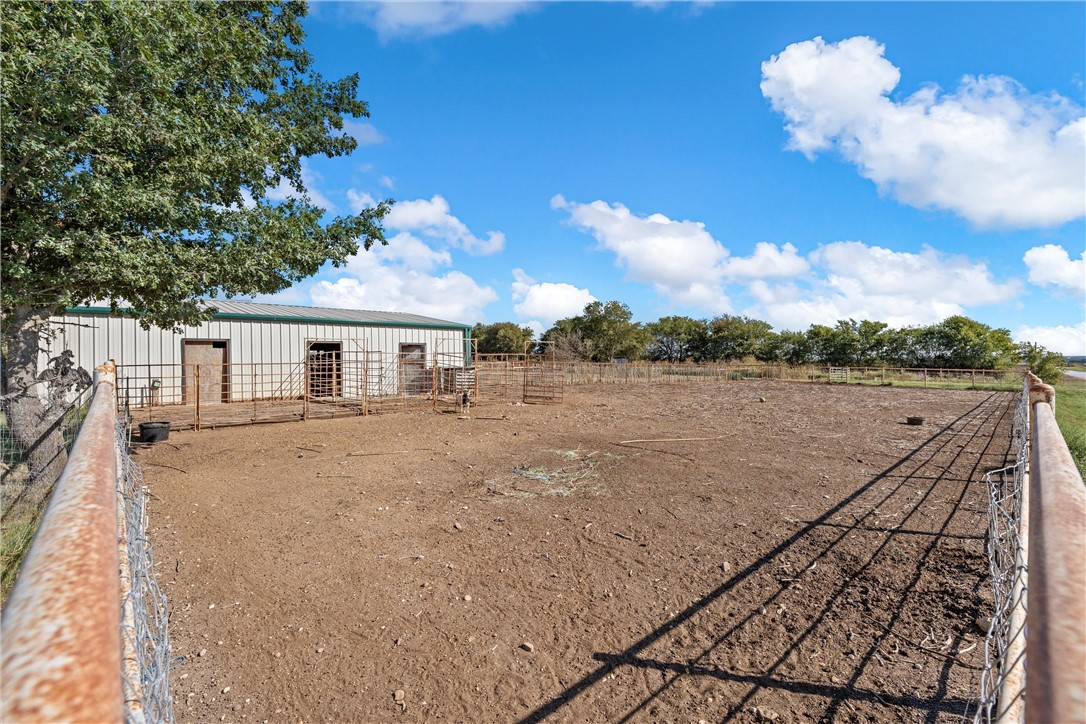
[472,301,1066,381]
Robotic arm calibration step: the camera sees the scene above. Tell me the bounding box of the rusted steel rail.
[2,362,124,723]
[1025,372,1086,724]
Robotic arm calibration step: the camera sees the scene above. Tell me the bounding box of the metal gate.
[522,354,562,404]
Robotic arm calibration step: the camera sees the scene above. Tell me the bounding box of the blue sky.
[252,1,1086,355]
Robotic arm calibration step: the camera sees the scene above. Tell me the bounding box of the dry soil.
[140,380,1015,723]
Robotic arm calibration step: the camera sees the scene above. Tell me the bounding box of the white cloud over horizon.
[721,241,809,278]
[1016,322,1086,357]
[385,195,505,255]
[341,118,386,146]
[511,268,596,325]
[748,241,1020,330]
[311,232,497,322]
[552,194,1026,331]
[1023,244,1086,296]
[552,194,734,312]
[260,193,504,323]
[761,35,1086,228]
[343,1,537,39]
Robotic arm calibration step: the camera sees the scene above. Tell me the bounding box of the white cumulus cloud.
[341,119,386,146]
[347,189,378,212]
[750,241,1020,330]
[275,193,504,322]
[1016,323,1086,357]
[345,1,537,39]
[1023,244,1086,296]
[761,35,1086,228]
[511,268,596,324]
[722,242,809,278]
[385,195,504,255]
[312,232,496,322]
[552,194,733,311]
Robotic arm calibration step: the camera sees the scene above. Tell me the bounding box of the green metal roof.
[67,300,471,331]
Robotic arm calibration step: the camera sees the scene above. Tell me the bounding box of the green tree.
[775,330,811,365]
[580,301,651,361]
[1019,342,1066,384]
[883,327,923,368]
[805,324,840,365]
[854,320,890,366]
[645,316,705,362]
[1,0,389,482]
[701,315,775,362]
[924,316,1018,369]
[471,322,535,355]
[542,301,649,362]
[541,318,594,361]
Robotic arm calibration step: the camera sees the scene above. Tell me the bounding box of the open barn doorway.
[307,342,342,399]
[400,343,428,395]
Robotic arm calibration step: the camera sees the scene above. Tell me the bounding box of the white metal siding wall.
[45,313,465,384]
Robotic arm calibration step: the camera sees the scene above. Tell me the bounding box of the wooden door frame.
[399,342,427,395]
[182,339,230,403]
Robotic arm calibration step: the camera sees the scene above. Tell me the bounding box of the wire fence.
[974,381,1030,723]
[117,418,176,724]
[556,361,1023,389]
[1,383,95,517]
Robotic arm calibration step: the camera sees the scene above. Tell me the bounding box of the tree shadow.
[518,392,1015,723]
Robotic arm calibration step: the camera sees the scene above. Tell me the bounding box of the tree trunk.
[2,308,70,489]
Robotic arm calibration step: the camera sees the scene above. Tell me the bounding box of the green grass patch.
[1055,376,1086,479]
[1,511,42,607]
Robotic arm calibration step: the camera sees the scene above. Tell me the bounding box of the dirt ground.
[141,381,1015,723]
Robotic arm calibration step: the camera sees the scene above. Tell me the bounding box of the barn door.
[400,343,428,395]
[184,340,229,404]
[307,342,342,399]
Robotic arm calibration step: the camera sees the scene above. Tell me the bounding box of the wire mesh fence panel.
[475,356,525,404]
[548,362,1022,390]
[522,355,563,403]
[117,420,175,724]
[973,381,1030,723]
[1,383,95,523]
[433,346,474,413]
[361,352,433,414]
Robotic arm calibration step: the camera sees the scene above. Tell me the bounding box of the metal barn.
[47,301,474,428]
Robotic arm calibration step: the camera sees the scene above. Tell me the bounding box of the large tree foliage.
[542,301,650,362]
[698,315,775,362]
[645,316,704,362]
[1018,342,1066,384]
[471,322,535,355]
[1,0,388,482]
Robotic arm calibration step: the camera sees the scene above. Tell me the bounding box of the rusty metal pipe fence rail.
[974,373,1086,723]
[1,362,174,723]
[1023,373,1086,723]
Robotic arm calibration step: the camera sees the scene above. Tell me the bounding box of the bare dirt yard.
[141,381,1015,723]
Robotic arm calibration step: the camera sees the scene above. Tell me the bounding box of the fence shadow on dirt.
[518,392,1015,723]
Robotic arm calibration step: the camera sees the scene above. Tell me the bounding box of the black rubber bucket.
[906,416,925,426]
[139,421,171,443]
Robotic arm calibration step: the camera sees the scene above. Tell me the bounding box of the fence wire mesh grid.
[973,383,1030,723]
[2,383,94,510]
[117,419,176,724]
